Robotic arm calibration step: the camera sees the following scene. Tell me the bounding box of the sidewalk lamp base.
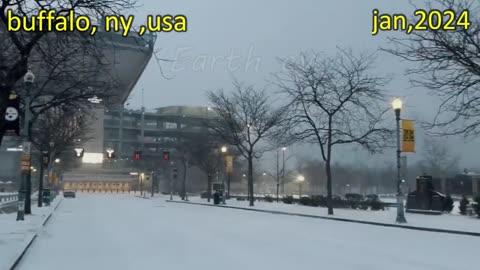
[396,194,407,224]
[16,190,26,221]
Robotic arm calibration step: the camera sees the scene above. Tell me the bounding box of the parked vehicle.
[64,190,76,198]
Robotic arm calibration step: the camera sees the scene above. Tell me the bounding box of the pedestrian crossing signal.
[134,150,142,160]
[163,151,170,161]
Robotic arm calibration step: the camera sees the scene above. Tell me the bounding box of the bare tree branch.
[382,0,480,137]
[274,48,392,215]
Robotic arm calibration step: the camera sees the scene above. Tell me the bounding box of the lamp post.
[297,175,305,198]
[392,98,407,224]
[221,146,227,204]
[281,147,287,194]
[17,70,35,219]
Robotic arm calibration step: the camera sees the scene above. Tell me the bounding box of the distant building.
[103,106,216,159]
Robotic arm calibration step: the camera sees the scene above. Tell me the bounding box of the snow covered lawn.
[14,193,478,270]
[0,197,61,270]
[186,196,480,233]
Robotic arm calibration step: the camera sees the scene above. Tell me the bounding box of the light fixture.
[23,70,35,83]
[297,175,305,182]
[55,158,61,163]
[88,95,102,104]
[221,146,227,153]
[392,98,402,111]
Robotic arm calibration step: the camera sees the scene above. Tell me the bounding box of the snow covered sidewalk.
[0,197,62,270]
[177,196,480,234]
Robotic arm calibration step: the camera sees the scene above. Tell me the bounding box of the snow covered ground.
[11,193,478,270]
[0,196,61,270]
[187,196,480,233]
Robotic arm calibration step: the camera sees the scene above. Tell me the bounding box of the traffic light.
[163,151,170,161]
[172,167,178,179]
[134,150,142,160]
[74,148,84,158]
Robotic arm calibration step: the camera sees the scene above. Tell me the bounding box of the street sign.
[226,155,233,174]
[5,94,20,135]
[106,148,115,159]
[21,157,30,173]
[23,142,31,155]
[21,142,32,174]
[402,120,415,152]
[74,148,84,158]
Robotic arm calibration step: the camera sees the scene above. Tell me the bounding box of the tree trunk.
[181,161,187,200]
[326,116,334,215]
[276,182,280,202]
[326,158,333,215]
[227,174,231,199]
[25,172,32,214]
[207,174,212,202]
[37,155,44,207]
[248,152,254,207]
[0,87,10,147]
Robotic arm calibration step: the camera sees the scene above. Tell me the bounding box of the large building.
[103,106,216,159]
[63,105,218,193]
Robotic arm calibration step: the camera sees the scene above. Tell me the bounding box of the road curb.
[9,198,63,270]
[9,235,37,270]
[166,200,480,237]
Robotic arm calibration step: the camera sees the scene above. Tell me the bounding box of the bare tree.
[207,81,287,206]
[263,148,294,201]
[274,49,392,215]
[420,138,459,178]
[0,0,137,145]
[189,134,223,202]
[382,0,480,137]
[30,106,91,211]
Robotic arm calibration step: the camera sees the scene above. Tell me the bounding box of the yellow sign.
[21,155,31,174]
[226,155,233,174]
[402,120,415,152]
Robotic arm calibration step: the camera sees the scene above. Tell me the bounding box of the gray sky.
[126,0,479,170]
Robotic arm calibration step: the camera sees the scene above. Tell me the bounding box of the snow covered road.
[16,194,476,270]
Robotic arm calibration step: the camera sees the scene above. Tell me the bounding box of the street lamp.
[55,158,61,164]
[220,146,227,204]
[297,175,305,197]
[280,147,287,194]
[392,98,407,224]
[18,70,35,220]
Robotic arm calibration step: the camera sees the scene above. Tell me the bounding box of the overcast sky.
[125,0,479,170]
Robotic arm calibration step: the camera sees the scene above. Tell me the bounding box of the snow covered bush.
[299,196,311,206]
[359,201,369,210]
[370,199,385,211]
[473,195,480,217]
[282,195,294,204]
[459,196,469,215]
[264,195,274,202]
[310,195,326,207]
[443,195,454,213]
